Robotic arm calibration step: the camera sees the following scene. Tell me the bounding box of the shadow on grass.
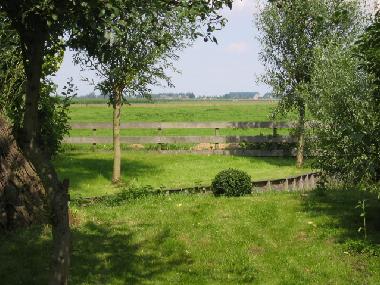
[0,222,191,285]
[70,222,191,284]
[0,226,51,285]
[55,153,158,190]
[302,188,380,244]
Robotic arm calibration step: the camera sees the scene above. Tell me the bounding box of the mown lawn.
[1,190,379,284]
[54,151,311,198]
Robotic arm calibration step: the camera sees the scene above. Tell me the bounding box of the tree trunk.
[3,8,71,284]
[112,89,122,183]
[49,179,70,285]
[296,104,305,168]
[0,114,47,230]
[19,32,45,151]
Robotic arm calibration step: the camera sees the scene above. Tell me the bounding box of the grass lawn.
[54,151,311,198]
[1,190,379,284]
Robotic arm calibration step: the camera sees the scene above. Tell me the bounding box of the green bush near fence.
[211,168,252,196]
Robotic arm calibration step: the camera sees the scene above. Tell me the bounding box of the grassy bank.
[55,151,310,198]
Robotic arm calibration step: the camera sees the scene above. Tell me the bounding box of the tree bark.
[49,179,70,285]
[19,31,45,151]
[112,89,122,183]
[296,103,305,168]
[0,114,47,230]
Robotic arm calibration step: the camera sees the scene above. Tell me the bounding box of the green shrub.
[211,168,252,197]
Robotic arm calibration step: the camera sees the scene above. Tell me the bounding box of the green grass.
[1,190,379,284]
[54,151,310,198]
[68,101,294,138]
[69,101,293,123]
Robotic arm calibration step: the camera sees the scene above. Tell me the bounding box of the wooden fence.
[65,121,297,156]
[164,172,320,194]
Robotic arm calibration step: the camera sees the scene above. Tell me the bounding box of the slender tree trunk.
[19,32,45,151]
[49,179,70,285]
[296,103,305,168]
[112,89,122,183]
[19,32,71,285]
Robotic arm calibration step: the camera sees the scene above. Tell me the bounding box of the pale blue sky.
[53,0,270,97]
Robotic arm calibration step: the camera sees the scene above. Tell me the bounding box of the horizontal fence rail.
[65,121,298,156]
[70,121,293,129]
[64,135,296,144]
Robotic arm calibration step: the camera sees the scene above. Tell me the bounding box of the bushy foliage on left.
[0,13,72,158]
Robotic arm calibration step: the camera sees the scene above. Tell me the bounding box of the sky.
[52,0,268,97]
[51,0,380,97]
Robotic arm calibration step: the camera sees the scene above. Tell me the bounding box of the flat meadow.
[2,100,379,284]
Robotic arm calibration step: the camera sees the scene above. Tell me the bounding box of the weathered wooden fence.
[65,121,296,156]
[165,172,320,194]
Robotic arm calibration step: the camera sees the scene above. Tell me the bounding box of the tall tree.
[73,7,196,183]
[307,12,380,184]
[0,1,233,283]
[257,0,360,167]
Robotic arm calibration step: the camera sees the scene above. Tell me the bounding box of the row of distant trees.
[78,91,274,100]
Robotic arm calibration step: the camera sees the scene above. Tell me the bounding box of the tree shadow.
[0,226,51,284]
[55,153,158,191]
[0,221,192,284]
[71,221,192,284]
[301,187,380,244]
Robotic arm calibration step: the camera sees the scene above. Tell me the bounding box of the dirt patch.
[295,231,308,241]
[191,143,235,150]
[130,144,145,149]
[248,245,265,256]
[68,210,82,227]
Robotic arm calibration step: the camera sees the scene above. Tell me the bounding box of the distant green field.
[68,101,295,137]
[69,101,290,123]
[55,151,310,198]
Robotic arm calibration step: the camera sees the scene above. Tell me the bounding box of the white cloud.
[363,0,380,14]
[226,41,250,54]
[233,0,254,10]
[228,0,263,16]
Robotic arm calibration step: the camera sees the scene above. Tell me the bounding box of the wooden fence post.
[92,128,97,151]
[292,179,297,191]
[299,176,304,191]
[272,123,278,137]
[214,128,219,150]
[158,127,162,151]
[305,174,310,190]
[310,174,315,189]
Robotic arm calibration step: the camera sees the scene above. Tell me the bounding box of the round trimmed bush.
[211,168,252,197]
